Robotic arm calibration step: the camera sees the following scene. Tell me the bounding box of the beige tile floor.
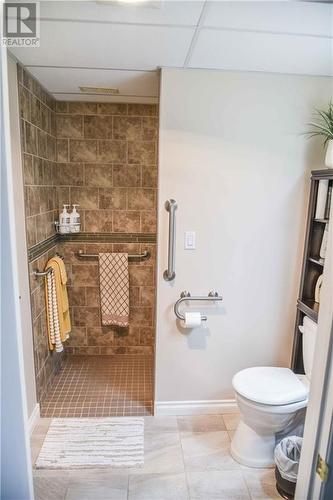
[31,414,280,500]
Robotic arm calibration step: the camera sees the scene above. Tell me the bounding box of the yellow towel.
[49,256,69,315]
[45,256,71,349]
[52,256,68,285]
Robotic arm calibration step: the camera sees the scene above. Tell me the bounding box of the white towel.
[46,269,64,353]
[315,180,329,219]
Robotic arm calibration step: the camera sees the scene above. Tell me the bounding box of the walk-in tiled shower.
[19,65,158,416]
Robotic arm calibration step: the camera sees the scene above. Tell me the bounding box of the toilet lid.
[232,367,308,405]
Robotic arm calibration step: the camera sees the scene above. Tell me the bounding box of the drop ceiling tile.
[10,20,194,70]
[26,67,159,97]
[189,29,333,76]
[204,1,333,37]
[39,0,204,26]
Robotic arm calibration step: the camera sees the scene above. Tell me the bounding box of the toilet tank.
[299,316,318,381]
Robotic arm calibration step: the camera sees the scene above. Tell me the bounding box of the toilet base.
[231,419,275,468]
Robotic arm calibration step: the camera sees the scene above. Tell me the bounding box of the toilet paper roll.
[183,312,202,328]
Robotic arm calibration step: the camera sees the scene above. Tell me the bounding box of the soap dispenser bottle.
[70,204,80,233]
[59,205,70,234]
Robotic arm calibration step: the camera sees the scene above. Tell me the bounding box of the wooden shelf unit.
[291,169,333,374]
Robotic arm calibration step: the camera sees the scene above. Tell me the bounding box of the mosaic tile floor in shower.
[40,355,153,417]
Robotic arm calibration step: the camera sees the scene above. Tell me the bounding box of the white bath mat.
[36,417,144,469]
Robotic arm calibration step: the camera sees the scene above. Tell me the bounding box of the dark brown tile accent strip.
[28,232,156,262]
[28,234,58,262]
[58,232,157,244]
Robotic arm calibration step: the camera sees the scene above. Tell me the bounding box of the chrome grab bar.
[75,250,150,260]
[163,199,177,281]
[174,290,223,321]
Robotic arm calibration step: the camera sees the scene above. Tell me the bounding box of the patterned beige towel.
[99,253,129,327]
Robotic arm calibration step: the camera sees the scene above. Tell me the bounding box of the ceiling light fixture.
[79,86,120,95]
[96,0,161,7]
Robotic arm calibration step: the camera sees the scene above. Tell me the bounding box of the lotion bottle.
[70,204,80,232]
[59,205,70,233]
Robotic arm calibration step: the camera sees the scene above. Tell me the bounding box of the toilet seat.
[232,367,308,406]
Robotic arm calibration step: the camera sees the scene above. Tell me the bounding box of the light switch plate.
[185,231,196,250]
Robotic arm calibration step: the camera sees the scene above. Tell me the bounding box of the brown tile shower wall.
[28,244,64,401]
[54,101,158,233]
[18,64,158,401]
[17,65,64,402]
[62,241,156,355]
[55,101,158,354]
[17,66,57,246]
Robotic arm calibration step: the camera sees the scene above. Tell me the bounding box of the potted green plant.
[305,102,333,168]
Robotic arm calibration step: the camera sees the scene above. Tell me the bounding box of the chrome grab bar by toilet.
[163,199,177,281]
[174,290,223,321]
[75,250,150,260]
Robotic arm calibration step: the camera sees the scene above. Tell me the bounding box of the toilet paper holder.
[174,290,223,321]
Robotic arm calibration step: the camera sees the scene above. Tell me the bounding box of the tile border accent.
[28,232,156,261]
[154,399,238,416]
[28,234,58,261]
[58,232,157,243]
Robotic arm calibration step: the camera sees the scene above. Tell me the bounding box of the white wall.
[155,68,332,414]
[1,49,34,500]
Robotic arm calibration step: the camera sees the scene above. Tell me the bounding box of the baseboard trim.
[154,399,238,416]
[28,403,40,435]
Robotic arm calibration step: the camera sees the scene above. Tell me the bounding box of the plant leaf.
[305,102,333,143]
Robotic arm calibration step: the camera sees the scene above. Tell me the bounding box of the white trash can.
[274,436,303,499]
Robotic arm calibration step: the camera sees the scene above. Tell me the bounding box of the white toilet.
[231,316,317,468]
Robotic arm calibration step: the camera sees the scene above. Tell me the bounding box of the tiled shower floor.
[40,355,153,418]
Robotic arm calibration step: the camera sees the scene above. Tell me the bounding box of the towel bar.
[33,253,64,278]
[34,267,53,277]
[174,290,223,321]
[75,250,150,260]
